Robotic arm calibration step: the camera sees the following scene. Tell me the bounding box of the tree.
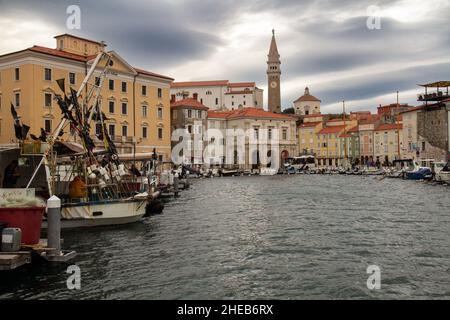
[282,107,295,114]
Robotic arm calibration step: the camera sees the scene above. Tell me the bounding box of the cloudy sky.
[1,0,449,113]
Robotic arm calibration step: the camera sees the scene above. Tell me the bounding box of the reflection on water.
[1,175,450,299]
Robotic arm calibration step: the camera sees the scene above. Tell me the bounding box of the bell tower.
[267,29,281,113]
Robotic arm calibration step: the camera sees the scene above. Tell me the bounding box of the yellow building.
[316,119,357,167]
[0,34,173,160]
[298,114,323,156]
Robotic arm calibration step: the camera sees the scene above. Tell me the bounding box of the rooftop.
[54,33,105,46]
[0,45,173,81]
[171,80,229,88]
[318,125,346,135]
[298,121,322,128]
[171,98,209,110]
[208,108,295,121]
[375,123,402,131]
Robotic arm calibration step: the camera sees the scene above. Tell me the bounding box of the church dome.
[294,87,321,103]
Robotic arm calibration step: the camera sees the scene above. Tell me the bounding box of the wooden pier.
[0,252,31,271]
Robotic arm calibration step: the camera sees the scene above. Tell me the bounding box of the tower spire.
[267,29,281,113]
[268,29,280,62]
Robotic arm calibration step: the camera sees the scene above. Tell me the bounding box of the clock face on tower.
[270,81,278,88]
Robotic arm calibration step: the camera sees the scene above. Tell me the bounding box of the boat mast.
[26,49,112,190]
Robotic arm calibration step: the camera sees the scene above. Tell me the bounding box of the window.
[268,128,272,140]
[200,98,203,104]
[122,103,128,115]
[282,129,287,140]
[158,107,163,119]
[187,125,192,134]
[422,141,426,151]
[69,72,76,85]
[197,110,202,118]
[109,79,115,91]
[215,98,219,105]
[254,128,259,139]
[108,124,115,137]
[122,125,128,137]
[44,68,52,81]
[15,68,20,81]
[158,128,163,139]
[44,93,52,108]
[95,77,100,86]
[142,105,148,118]
[44,119,52,133]
[109,101,115,114]
[158,88,162,98]
[142,85,147,96]
[122,81,127,93]
[244,101,246,106]
[15,92,20,107]
[188,110,192,118]
[142,126,148,139]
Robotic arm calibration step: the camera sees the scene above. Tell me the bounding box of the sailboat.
[19,49,154,228]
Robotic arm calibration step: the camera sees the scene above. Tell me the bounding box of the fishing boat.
[8,49,156,229]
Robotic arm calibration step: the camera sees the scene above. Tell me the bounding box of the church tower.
[267,29,281,113]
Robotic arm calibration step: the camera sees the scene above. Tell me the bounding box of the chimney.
[171,94,176,103]
[193,93,198,101]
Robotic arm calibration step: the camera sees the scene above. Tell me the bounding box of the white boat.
[259,168,278,176]
[42,199,147,229]
[436,161,450,183]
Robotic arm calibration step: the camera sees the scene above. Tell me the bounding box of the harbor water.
[1,175,449,299]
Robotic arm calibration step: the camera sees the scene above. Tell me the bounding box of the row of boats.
[283,159,450,182]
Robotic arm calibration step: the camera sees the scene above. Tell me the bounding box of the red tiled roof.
[171,98,209,110]
[228,82,255,88]
[135,68,174,81]
[299,121,321,128]
[227,108,295,120]
[3,46,173,81]
[29,46,89,62]
[294,94,321,103]
[171,80,229,88]
[340,133,352,138]
[207,110,234,119]
[318,125,346,135]
[347,126,359,133]
[207,108,294,120]
[375,123,402,131]
[359,114,381,124]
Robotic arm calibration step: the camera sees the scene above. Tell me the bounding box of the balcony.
[418,81,450,102]
[417,91,449,102]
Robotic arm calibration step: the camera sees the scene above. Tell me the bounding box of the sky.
[0,0,449,113]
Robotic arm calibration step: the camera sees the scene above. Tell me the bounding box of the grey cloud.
[1,0,449,111]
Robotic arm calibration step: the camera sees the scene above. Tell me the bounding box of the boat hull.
[42,200,147,229]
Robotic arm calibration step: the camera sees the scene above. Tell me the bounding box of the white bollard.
[47,195,61,254]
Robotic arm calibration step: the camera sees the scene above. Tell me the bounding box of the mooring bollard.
[47,195,61,254]
[174,172,179,197]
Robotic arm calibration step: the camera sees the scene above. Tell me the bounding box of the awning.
[419,81,450,88]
